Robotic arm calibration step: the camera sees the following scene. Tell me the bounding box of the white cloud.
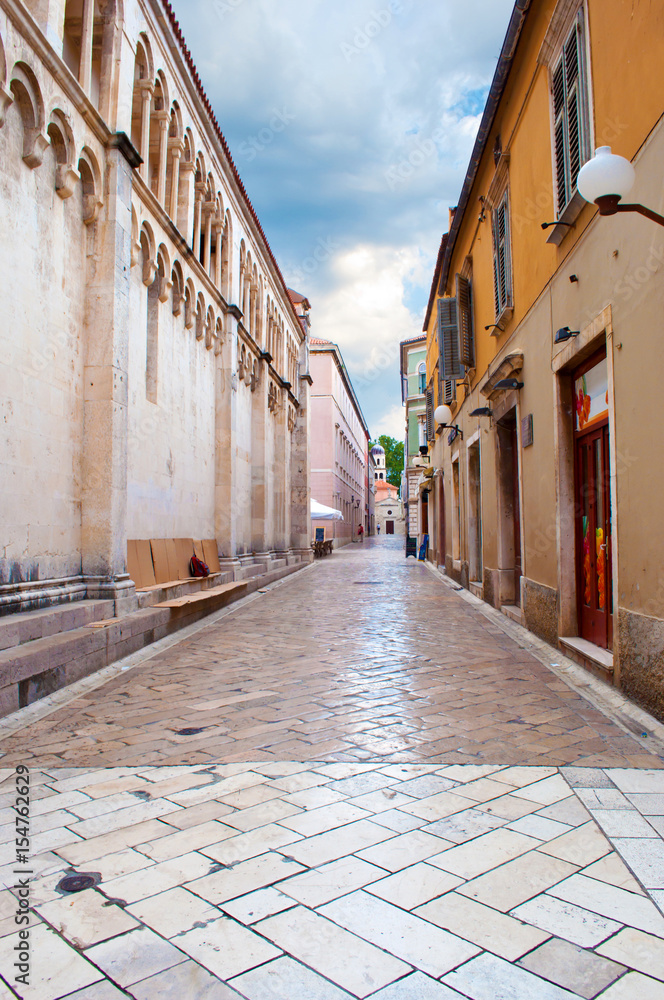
[170,0,515,433]
[372,403,407,440]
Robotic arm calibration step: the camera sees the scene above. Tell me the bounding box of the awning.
[311,499,344,521]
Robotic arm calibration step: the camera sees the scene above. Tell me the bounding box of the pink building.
[310,340,371,546]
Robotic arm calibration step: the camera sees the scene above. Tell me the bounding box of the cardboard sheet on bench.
[150,539,170,585]
[202,539,221,573]
[176,538,195,579]
[154,580,246,608]
[127,539,156,589]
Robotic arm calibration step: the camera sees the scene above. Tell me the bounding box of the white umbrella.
[311,498,344,521]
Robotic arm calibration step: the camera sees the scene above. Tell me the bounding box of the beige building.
[424,0,664,719]
[310,339,370,546]
[0,0,311,616]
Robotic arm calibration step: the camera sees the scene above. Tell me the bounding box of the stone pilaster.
[251,355,269,553]
[215,311,240,559]
[80,135,139,612]
[291,374,312,558]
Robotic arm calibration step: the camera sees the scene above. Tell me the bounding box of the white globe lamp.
[577,146,635,215]
[434,404,453,427]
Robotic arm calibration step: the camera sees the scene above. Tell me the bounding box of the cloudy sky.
[170,0,515,440]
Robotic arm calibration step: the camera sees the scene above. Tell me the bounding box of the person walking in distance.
[357,524,364,544]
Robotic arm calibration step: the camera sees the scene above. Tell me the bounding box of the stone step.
[0,599,116,653]
[0,559,308,719]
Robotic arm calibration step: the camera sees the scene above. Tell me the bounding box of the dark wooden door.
[386,521,394,534]
[438,477,446,567]
[575,423,612,648]
[510,419,522,592]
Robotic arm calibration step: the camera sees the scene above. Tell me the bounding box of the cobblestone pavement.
[2,538,664,999]
[0,538,660,769]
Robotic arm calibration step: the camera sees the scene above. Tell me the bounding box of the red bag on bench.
[190,554,209,577]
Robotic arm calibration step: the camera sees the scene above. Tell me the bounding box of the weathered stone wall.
[126,255,216,540]
[0,0,311,611]
[618,608,664,723]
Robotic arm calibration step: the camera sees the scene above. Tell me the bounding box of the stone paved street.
[0,539,659,769]
[2,539,664,999]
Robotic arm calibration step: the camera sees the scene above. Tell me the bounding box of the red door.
[575,423,612,648]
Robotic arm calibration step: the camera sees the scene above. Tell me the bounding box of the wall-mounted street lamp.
[485,323,504,333]
[554,327,580,344]
[577,146,664,227]
[434,404,463,441]
[494,378,524,390]
[470,407,493,418]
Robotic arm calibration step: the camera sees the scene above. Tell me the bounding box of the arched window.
[418,361,426,394]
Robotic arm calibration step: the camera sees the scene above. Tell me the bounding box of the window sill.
[546,189,586,247]
[490,304,513,336]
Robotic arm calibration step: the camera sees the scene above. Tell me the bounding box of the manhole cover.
[174,727,208,736]
[57,873,99,893]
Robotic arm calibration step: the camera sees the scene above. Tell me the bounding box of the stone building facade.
[0,0,311,614]
[423,0,664,718]
[310,339,370,546]
[400,335,428,546]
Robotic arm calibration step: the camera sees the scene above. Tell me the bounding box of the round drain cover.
[57,874,97,893]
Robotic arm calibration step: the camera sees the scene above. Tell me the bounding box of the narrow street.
[0,538,658,770]
[1,541,664,998]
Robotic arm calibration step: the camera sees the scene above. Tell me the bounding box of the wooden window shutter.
[425,384,434,441]
[456,273,474,369]
[438,297,462,380]
[492,192,511,317]
[552,12,588,214]
[443,378,456,405]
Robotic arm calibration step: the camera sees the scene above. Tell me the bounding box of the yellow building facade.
[425,0,664,719]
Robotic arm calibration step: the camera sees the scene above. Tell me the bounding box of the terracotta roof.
[310,338,333,345]
[160,0,301,331]
[288,288,309,305]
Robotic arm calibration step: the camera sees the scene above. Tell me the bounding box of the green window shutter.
[438,297,462,379]
[492,192,511,316]
[552,12,588,214]
[456,273,474,368]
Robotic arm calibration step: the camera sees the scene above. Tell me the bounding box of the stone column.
[168,139,182,223]
[215,311,241,574]
[192,183,204,259]
[156,112,170,206]
[273,389,290,556]
[138,81,153,183]
[291,369,312,560]
[79,0,95,93]
[203,203,214,276]
[214,221,223,289]
[81,135,141,612]
[177,159,195,240]
[251,358,270,559]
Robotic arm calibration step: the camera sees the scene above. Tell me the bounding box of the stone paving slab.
[1,541,664,997]
[0,763,663,998]
[0,540,662,769]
